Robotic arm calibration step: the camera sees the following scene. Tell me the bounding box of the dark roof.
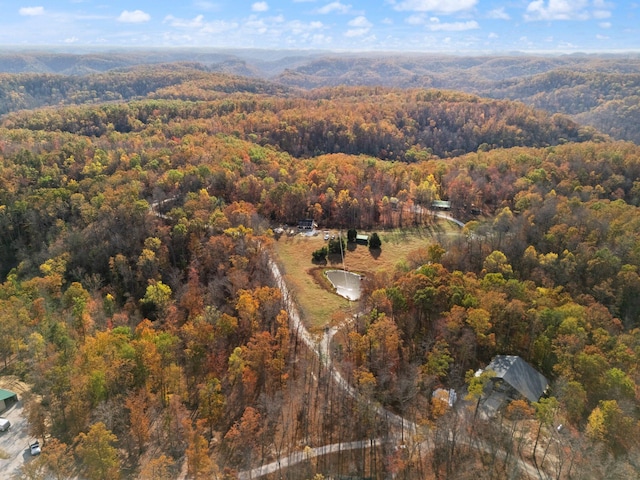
[485,355,548,402]
[0,389,17,402]
[298,219,316,228]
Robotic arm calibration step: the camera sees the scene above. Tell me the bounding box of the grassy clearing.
[273,233,351,332]
[272,222,458,331]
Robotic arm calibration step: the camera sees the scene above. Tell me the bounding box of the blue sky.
[1,1,639,53]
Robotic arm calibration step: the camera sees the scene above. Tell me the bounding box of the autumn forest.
[0,53,639,479]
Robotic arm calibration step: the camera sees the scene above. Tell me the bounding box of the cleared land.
[271,221,456,331]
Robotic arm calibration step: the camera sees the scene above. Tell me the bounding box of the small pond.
[326,270,362,301]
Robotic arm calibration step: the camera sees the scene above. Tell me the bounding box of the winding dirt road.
[238,234,549,479]
[150,202,544,479]
[238,438,385,480]
[267,256,417,433]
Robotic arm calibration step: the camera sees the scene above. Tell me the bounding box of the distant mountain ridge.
[2,49,640,144]
[0,49,324,76]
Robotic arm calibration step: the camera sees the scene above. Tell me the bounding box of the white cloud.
[160,12,326,46]
[393,0,477,14]
[317,1,352,14]
[593,0,613,7]
[488,32,498,38]
[345,28,368,37]
[345,15,372,37]
[243,16,268,34]
[596,33,609,39]
[593,10,611,19]
[556,41,578,49]
[427,19,479,31]
[524,0,599,21]
[287,19,324,34]
[164,15,205,28]
[118,10,151,23]
[19,6,45,16]
[487,7,510,20]
[406,14,426,25]
[199,20,239,34]
[599,21,611,28]
[348,16,372,28]
[252,2,269,12]
[64,36,79,43]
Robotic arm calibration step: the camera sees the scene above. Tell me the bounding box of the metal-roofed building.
[0,389,18,412]
[355,234,369,245]
[431,200,451,210]
[485,355,549,403]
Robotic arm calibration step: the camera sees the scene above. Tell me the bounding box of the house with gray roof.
[478,355,549,416]
[486,355,549,402]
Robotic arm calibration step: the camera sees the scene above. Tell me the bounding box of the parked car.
[30,440,41,456]
[0,417,10,431]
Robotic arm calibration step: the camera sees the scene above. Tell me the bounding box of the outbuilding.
[356,234,369,245]
[0,389,18,412]
[431,200,451,210]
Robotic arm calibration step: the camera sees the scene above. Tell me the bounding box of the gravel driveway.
[0,400,38,477]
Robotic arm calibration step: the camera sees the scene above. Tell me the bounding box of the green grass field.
[271,222,458,331]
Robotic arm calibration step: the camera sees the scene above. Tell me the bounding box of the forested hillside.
[274,54,640,145]
[3,51,640,143]
[0,67,639,479]
[0,65,290,116]
[1,83,597,160]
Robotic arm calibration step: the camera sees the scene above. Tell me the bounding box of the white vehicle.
[30,440,41,456]
[0,417,10,431]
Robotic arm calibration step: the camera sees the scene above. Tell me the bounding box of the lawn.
[271,221,458,331]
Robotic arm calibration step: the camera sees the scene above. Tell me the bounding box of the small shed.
[432,388,457,408]
[356,234,369,245]
[0,389,18,412]
[431,200,451,210]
